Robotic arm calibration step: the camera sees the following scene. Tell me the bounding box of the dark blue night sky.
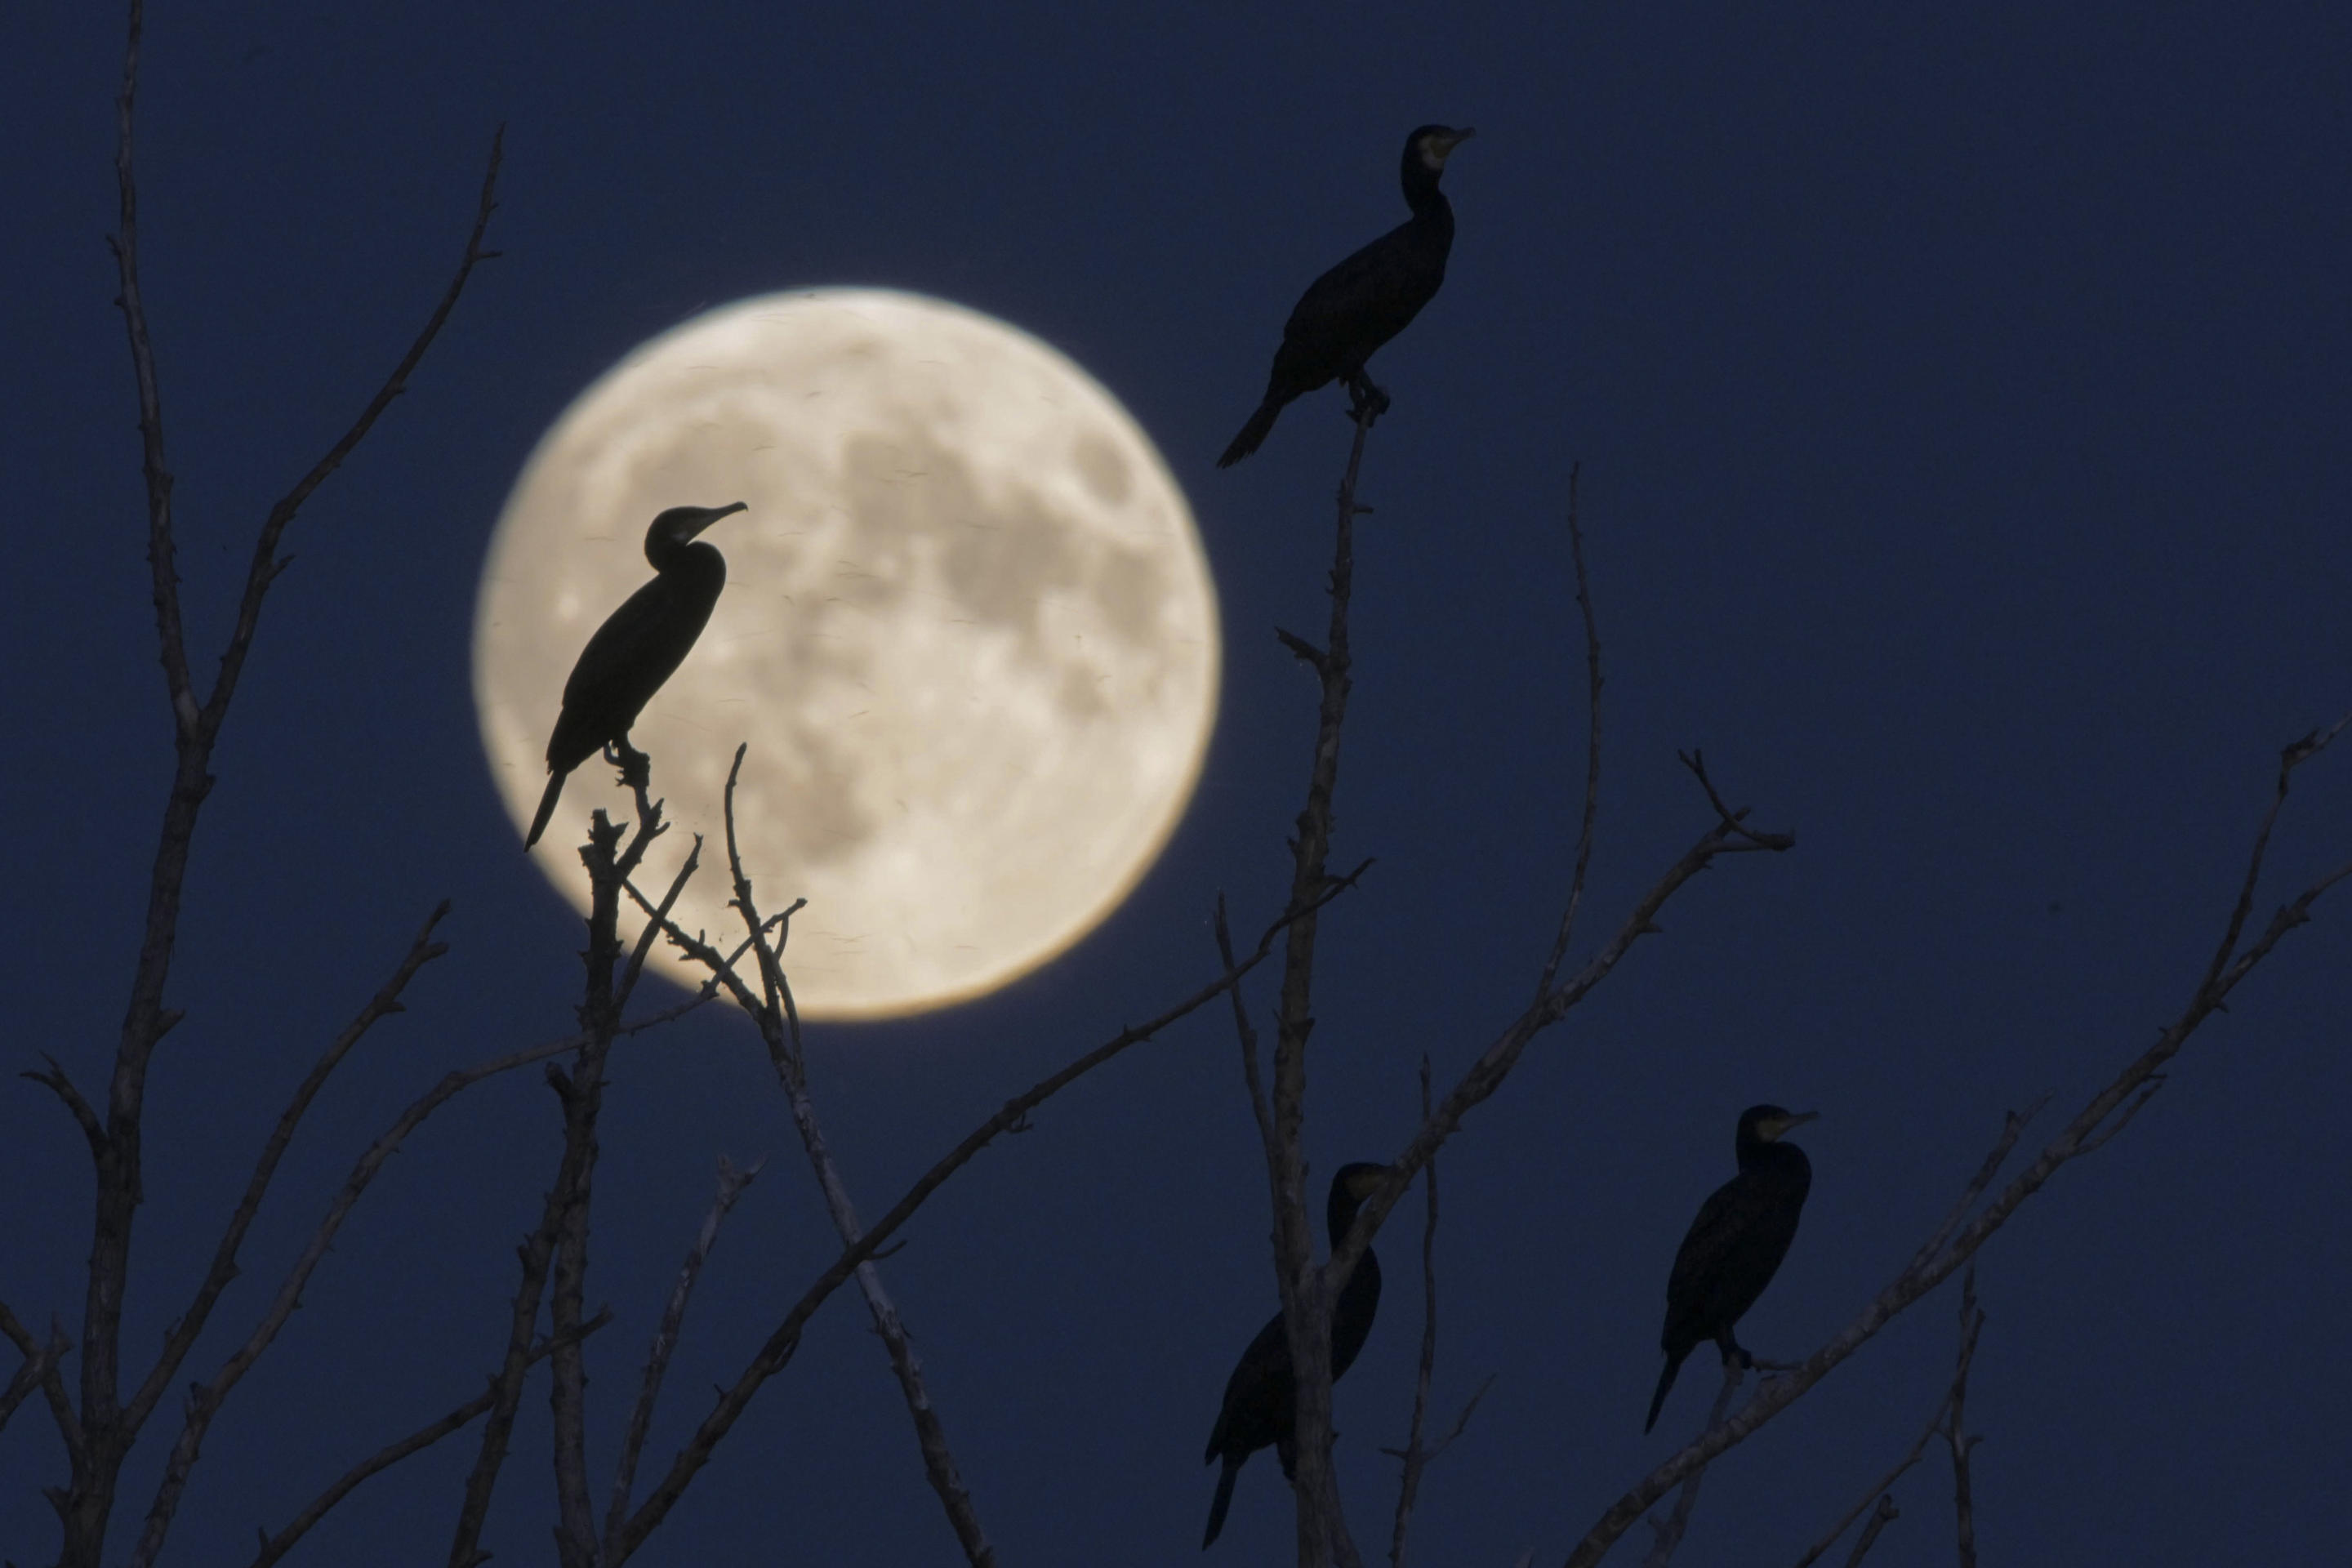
[5,3,2349,1564]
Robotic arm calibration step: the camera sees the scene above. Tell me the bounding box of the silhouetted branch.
[1385,1058,1495,1568]
[21,1055,105,1160]
[1676,750,1796,853]
[1535,464,1602,1000]
[1327,795,1794,1309]
[1640,1361,1746,1567]
[1264,405,1374,1568]
[1791,1259,1987,1568]
[250,1311,609,1568]
[1843,1496,1900,1566]
[548,790,694,1567]
[64,8,505,1555]
[455,791,684,1568]
[1213,895,1278,1159]
[1944,1269,1985,1568]
[696,746,996,1566]
[1561,725,2348,1568]
[603,1157,762,1557]
[1,1314,71,1443]
[203,127,506,739]
[122,909,452,1567]
[127,904,450,1437]
[610,858,1371,1562]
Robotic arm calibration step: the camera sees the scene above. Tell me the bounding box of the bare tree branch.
[1561,724,2347,1568]
[1215,896,1279,1156]
[1639,1361,1746,1567]
[62,8,506,1552]
[455,786,691,1568]
[1791,1257,1987,1568]
[2,1316,72,1443]
[1944,1268,1985,1568]
[548,790,694,1566]
[121,909,452,1568]
[127,904,451,1437]
[1842,1496,1899,1567]
[250,1311,611,1568]
[1386,1058,1441,1568]
[603,1157,763,1557]
[21,1056,105,1160]
[1264,408,1375,1568]
[1328,795,1794,1312]
[1535,464,1602,1000]
[670,746,997,1564]
[609,862,1371,1562]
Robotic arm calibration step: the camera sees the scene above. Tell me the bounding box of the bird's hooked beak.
[684,501,748,540]
[1761,1110,1820,1142]
[1428,127,1477,163]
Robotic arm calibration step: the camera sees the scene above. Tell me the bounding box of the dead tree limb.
[1561,722,2349,1568]
[249,1312,610,1568]
[56,4,502,1557]
[1789,1263,1985,1568]
[1944,1269,1985,1568]
[663,746,996,1565]
[1638,1361,1746,1567]
[609,856,1370,1562]
[602,1156,763,1557]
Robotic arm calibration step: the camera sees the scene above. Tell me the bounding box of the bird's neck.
[1738,1142,1809,1181]
[1401,172,1453,224]
[646,538,724,581]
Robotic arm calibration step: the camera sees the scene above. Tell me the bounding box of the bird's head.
[1407,125,1477,172]
[644,501,747,559]
[1740,1105,1820,1144]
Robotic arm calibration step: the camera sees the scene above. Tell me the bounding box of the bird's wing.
[559,576,681,713]
[1280,222,1420,347]
[1666,1177,1752,1303]
[1205,1308,1291,1462]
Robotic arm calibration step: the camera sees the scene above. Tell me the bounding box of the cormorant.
[524,502,747,849]
[1200,1162,1389,1550]
[1217,124,1475,467]
[1645,1105,1818,1434]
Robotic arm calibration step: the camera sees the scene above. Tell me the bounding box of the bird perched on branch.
[1200,1162,1389,1549]
[524,501,746,849]
[1217,124,1475,467]
[1646,1105,1818,1433]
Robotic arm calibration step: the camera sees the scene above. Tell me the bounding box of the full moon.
[473,289,1221,1020]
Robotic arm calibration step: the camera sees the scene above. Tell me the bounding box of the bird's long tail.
[1217,397,1284,468]
[1644,1348,1688,1435]
[1201,1454,1243,1549]
[524,767,568,849]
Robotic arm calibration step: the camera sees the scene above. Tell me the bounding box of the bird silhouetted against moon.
[473,289,1221,1020]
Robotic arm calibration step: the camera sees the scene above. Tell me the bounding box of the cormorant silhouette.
[1218,124,1474,466]
[1201,1162,1389,1548]
[1646,1105,1817,1433]
[524,502,746,849]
